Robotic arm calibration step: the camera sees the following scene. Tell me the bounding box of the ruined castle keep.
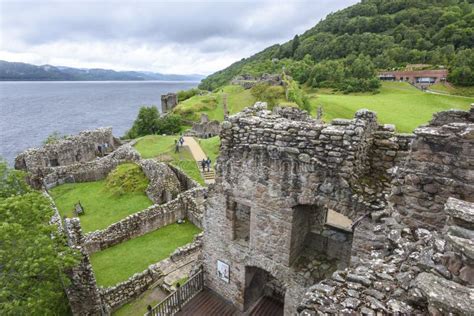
[201,103,473,315]
[161,93,178,113]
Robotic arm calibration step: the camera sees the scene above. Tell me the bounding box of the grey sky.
[0,0,358,75]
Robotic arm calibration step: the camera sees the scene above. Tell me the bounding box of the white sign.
[217,260,230,283]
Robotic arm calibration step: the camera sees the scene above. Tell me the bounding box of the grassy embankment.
[173,85,256,122]
[50,163,152,233]
[307,82,473,133]
[90,221,201,287]
[133,135,205,185]
[428,83,474,97]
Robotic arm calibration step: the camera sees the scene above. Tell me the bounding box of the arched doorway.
[244,266,285,315]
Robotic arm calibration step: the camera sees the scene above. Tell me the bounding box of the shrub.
[177,88,201,102]
[105,163,149,196]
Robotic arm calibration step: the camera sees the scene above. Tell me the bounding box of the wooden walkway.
[183,136,215,184]
[175,290,241,316]
[174,290,284,316]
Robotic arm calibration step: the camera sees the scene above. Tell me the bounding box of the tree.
[0,161,78,315]
[125,106,160,138]
[0,160,31,198]
[291,35,300,56]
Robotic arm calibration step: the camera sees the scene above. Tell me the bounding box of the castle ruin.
[200,103,473,315]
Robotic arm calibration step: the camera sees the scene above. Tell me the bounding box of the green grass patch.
[113,286,168,316]
[134,135,204,185]
[91,221,201,287]
[198,136,220,165]
[173,276,188,287]
[308,82,473,133]
[50,165,152,233]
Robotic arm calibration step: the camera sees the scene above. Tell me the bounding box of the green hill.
[200,0,474,91]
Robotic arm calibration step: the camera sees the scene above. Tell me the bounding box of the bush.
[43,131,67,145]
[105,163,149,196]
[250,83,285,109]
[177,88,201,102]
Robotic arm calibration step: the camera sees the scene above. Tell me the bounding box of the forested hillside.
[200,0,474,91]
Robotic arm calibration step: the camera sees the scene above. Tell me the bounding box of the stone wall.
[42,143,140,189]
[139,159,182,204]
[64,218,104,315]
[231,73,284,89]
[168,164,200,191]
[15,127,120,175]
[99,262,163,311]
[189,114,221,138]
[298,197,474,315]
[390,108,474,229]
[83,187,207,254]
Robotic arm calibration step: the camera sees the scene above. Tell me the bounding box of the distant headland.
[0,60,205,81]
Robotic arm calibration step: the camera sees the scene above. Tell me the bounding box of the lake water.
[0,81,199,165]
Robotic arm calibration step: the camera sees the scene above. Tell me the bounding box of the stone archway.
[243,266,285,314]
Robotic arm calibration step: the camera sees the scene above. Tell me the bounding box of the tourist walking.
[206,157,211,172]
[174,139,179,153]
[179,136,184,146]
[201,159,206,172]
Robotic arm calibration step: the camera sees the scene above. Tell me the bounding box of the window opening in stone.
[233,202,251,243]
[290,205,354,286]
[244,266,285,313]
[49,158,59,167]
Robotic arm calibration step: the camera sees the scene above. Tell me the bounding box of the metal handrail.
[146,269,204,316]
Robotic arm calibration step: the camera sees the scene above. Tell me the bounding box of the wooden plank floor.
[175,290,241,316]
[249,296,284,316]
[175,290,284,316]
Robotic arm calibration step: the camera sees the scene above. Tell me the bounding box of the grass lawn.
[50,165,152,233]
[134,135,204,185]
[90,221,201,287]
[198,136,220,165]
[308,82,473,133]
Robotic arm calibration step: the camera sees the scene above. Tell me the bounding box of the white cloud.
[0,0,358,74]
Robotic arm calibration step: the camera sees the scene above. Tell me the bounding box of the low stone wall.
[139,159,182,204]
[99,262,163,311]
[170,233,203,262]
[42,144,140,188]
[15,127,120,173]
[168,164,200,190]
[83,187,207,254]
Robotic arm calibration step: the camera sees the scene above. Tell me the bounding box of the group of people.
[201,157,212,172]
[174,136,185,153]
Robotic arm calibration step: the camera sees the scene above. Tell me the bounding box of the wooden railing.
[146,270,204,316]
